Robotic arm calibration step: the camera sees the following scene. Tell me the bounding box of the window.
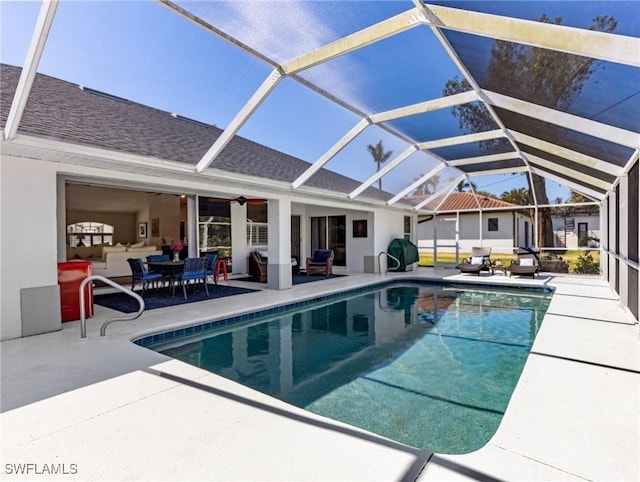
[247,221,268,246]
[66,222,113,246]
[404,216,412,240]
[247,202,268,247]
[198,197,231,258]
[488,218,499,232]
[578,222,589,247]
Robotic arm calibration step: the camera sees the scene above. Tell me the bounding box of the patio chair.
[127,257,163,296]
[507,249,540,278]
[306,249,334,276]
[173,257,209,300]
[249,251,268,282]
[455,247,492,275]
[203,253,219,285]
[147,254,170,262]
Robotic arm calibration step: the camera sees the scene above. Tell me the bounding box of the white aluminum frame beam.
[414,174,465,211]
[527,153,612,191]
[466,166,529,176]
[292,118,370,189]
[295,91,477,190]
[348,145,418,199]
[195,69,282,172]
[418,4,537,190]
[417,129,504,150]
[369,91,477,123]
[3,0,58,140]
[449,152,518,167]
[529,166,605,201]
[624,150,640,174]
[484,90,640,149]
[282,9,425,74]
[386,164,447,206]
[423,3,640,67]
[511,131,625,177]
[195,7,426,175]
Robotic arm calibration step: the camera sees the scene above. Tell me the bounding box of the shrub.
[573,251,600,274]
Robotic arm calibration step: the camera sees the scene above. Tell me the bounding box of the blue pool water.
[143,282,552,454]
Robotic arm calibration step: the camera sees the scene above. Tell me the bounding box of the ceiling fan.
[209,196,266,206]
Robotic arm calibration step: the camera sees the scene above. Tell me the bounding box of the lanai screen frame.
[3,1,639,317]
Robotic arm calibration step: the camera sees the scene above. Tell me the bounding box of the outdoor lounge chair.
[455,247,492,275]
[306,249,334,276]
[507,249,540,278]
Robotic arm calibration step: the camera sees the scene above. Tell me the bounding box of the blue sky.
[5,0,632,202]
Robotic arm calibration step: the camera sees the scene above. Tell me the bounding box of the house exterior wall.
[302,205,403,274]
[417,211,524,254]
[552,213,601,249]
[1,156,60,340]
[0,153,414,340]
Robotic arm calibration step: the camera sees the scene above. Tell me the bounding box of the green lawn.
[419,250,601,273]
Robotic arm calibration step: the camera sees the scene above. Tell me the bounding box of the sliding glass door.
[311,215,346,266]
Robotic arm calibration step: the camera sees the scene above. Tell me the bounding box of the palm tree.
[366,140,393,190]
[456,179,477,192]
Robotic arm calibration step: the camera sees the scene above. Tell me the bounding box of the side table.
[490,265,508,275]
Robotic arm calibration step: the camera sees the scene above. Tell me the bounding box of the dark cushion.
[313,250,332,262]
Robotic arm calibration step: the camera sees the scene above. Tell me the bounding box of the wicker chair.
[306,249,334,276]
[249,251,268,282]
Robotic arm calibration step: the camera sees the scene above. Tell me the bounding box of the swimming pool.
[141,281,552,454]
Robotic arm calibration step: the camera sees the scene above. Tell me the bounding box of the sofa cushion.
[91,243,110,259]
[127,246,157,253]
[313,250,332,262]
[130,241,145,248]
[102,246,127,261]
[74,246,94,259]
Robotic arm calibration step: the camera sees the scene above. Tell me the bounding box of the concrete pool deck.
[1,269,638,481]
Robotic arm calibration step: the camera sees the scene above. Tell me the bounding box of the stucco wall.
[552,213,600,249]
[1,156,60,340]
[417,212,519,254]
[0,153,414,339]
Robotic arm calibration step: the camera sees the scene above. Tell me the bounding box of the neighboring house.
[551,210,600,249]
[413,192,533,255]
[0,64,418,340]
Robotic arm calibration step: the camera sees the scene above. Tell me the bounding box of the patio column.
[267,198,292,290]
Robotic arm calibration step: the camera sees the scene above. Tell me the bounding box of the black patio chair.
[507,249,540,278]
[455,247,492,275]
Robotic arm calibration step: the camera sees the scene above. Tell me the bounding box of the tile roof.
[407,191,520,212]
[0,64,390,202]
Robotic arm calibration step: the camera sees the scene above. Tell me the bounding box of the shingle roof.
[0,64,390,202]
[407,191,520,212]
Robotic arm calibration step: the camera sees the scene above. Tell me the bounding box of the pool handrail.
[378,251,401,275]
[79,275,145,338]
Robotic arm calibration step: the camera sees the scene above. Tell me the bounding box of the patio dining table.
[147,260,184,293]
